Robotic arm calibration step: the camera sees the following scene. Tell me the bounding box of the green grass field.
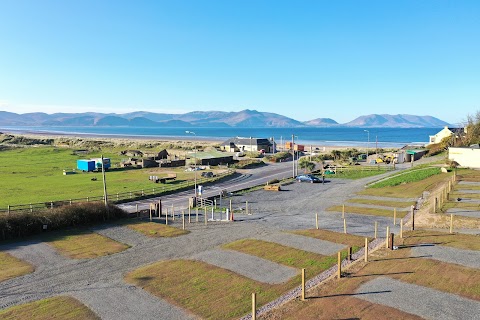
[0,146,217,207]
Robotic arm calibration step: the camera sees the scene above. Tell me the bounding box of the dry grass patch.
[0,252,34,282]
[47,231,129,259]
[290,229,370,248]
[262,231,480,319]
[125,259,281,319]
[454,185,480,190]
[451,192,480,199]
[347,198,416,208]
[402,230,480,251]
[326,205,407,218]
[125,221,190,237]
[456,169,480,182]
[441,201,480,212]
[359,172,450,198]
[223,239,349,276]
[0,296,99,320]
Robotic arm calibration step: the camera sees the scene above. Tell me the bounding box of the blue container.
[92,158,111,170]
[77,160,96,172]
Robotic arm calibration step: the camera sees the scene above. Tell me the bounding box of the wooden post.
[315,213,319,230]
[149,206,152,222]
[136,204,138,217]
[50,201,53,209]
[165,208,168,225]
[347,247,352,261]
[229,199,232,214]
[449,181,452,192]
[337,251,341,279]
[7,205,10,214]
[246,201,249,215]
[188,207,191,223]
[158,200,162,217]
[301,268,306,301]
[386,226,390,248]
[400,218,403,238]
[343,218,347,234]
[393,208,397,225]
[205,207,208,225]
[182,211,185,230]
[374,221,378,239]
[364,238,368,262]
[434,197,437,213]
[411,205,415,231]
[30,203,33,213]
[252,293,256,320]
[69,199,72,205]
[172,205,175,221]
[116,193,119,201]
[450,214,453,234]
[196,208,199,222]
[342,204,345,219]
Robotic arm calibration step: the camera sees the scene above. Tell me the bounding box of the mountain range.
[0,109,450,128]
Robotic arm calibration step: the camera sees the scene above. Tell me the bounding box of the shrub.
[264,152,291,163]
[0,202,127,241]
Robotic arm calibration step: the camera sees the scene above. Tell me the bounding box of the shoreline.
[0,127,417,151]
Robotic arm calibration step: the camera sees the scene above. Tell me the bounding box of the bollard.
[188,207,191,223]
[393,208,397,225]
[343,218,347,234]
[165,209,168,225]
[301,268,306,301]
[149,207,152,222]
[364,238,368,262]
[172,205,175,221]
[342,204,345,219]
[196,208,199,223]
[386,226,390,248]
[337,251,342,279]
[7,205,10,214]
[347,247,352,261]
[182,211,185,230]
[450,214,453,234]
[374,221,378,239]
[389,233,394,250]
[50,201,53,209]
[315,213,319,230]
[400,218,403,238]
[252,293,256,320]
[30,203,33,213]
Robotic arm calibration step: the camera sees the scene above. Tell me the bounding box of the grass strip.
[358,170,450,198]
[327,169,390,180]
[290,229,371,248]
[451,192,480,199]
[125,259,281,319]
[454,185,480,190]
[125,221,190,237]
[402,230,480,251]
[0,252,34,282]
[223,239,352,275]
[46,231,129,259]
[0,296,100,320]
[441,201,480,212]
[346,198,416,208]
[326,205,407,218]
[368,167,441,188]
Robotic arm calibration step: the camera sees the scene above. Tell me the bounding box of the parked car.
[201,171,214,178]
[295,174,321,183]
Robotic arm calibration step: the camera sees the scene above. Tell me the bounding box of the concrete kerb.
[240,237,385,320]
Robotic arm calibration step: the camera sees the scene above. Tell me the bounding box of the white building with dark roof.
[220,137,275,153]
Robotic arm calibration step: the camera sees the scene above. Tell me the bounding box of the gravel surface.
[340,202,410,211]
[352,195,418,202]
[411,244,480,269]
[192,249,297,284]
[446,208,479,218]
[1,162,475,319]
[355,277,480,320]
[253,232,345,256]
[454,189,480,194]
[457,181,480,186]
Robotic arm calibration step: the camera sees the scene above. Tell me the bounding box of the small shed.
[405,150,427,162]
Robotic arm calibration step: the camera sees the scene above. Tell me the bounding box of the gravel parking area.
[2,167,472,319]
[411,245,480,269]
[356,277,480,320]
[192,249,297,284]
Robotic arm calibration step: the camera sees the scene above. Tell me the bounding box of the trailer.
[77,160,96,172]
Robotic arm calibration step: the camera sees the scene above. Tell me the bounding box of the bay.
[0,126,439,148]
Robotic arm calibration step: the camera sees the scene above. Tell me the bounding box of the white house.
[428,126,465,145]
[448,146,480,168]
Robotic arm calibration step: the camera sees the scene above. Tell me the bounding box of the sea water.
[0,126,438,148]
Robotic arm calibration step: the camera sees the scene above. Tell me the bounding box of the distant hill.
[343,114,450,128]
[303,118,338,126]
[0,110,450,128]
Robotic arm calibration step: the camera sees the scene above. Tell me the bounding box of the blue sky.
[0,0,478,124]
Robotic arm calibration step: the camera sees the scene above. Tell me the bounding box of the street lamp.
[291,134,298,178]
[364,130,370,162]
[185,131,197,197]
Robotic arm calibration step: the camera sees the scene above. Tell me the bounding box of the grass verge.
[46,230,129,259]
[368,167,441,188]
[0,296,99,320]
[0,252,34,282]
[346,198,416,208]
[326,205,407,218]
[290,229,371,247]
[125,221,190,237]
[401,230,480,251]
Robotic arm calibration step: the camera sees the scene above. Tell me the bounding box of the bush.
[264,152,291,163]
[0,202,127,240]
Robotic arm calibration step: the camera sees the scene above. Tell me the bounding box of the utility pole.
[292,134,295,178]
[101,155,108,211]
